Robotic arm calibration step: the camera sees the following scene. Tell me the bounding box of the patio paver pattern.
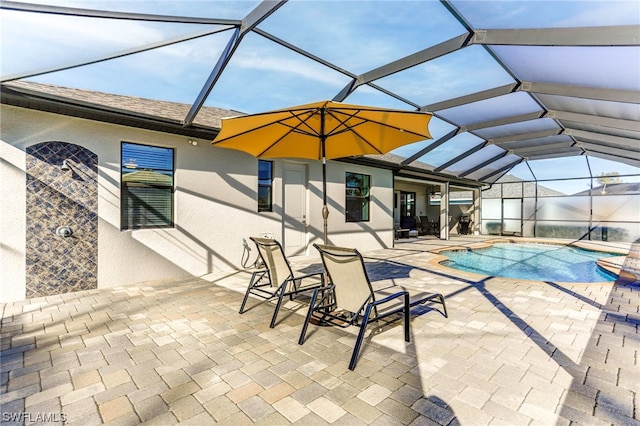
[1,237,638,425]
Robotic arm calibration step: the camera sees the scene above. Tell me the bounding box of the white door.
[283,163,308,256]
[502,198,522,235]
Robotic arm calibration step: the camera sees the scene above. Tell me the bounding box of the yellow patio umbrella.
[211,100,432,244]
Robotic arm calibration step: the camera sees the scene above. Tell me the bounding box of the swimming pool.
[440,242,623,282]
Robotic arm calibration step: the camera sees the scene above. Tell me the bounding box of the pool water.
[441,243,622,282]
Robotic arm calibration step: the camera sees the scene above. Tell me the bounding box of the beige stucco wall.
[0,139,27,301]
[0,105,394,301]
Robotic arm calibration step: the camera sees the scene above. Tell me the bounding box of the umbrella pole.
[322,157,328,245]
[320,111,329,246]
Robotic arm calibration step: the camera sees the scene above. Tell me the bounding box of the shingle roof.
[2,80,243,130]
[0,80,493,188]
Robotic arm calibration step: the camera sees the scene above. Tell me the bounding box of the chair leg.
[298,288,320,345]
[270,284,287,328]
[349,304,373,371]
[438,294,448,318]
[290,278,301,300]
[239,272,261,314]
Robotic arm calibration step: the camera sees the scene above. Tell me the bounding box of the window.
[345,172,370,222]
[121,142,174,230]
[430,190,474,205]
[400,191,416,217]
[258,160,273,212]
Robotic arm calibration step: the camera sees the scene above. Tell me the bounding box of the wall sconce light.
[188,139,198,146]
[61,159,71,171]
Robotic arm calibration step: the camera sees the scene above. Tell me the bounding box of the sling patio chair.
[299,244,448,370]
[240,237,325,328]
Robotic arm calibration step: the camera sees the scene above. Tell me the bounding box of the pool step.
[597,255,640,284]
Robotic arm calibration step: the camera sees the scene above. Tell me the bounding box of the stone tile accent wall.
[25,142,98,298]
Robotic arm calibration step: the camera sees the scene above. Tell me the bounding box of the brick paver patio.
[1,236,638,425]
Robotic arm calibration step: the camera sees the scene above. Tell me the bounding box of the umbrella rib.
[255,108,322,157]
[324,109,430,155]
[212,108,319,145]
[328,108,430,140]
[286,108,322,138]
[322,110,384,154]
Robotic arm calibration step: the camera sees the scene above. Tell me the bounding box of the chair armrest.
[371,290,411,318]
[371,290,409,307]
[407,291,442,307]
[293,271,324,281]
[374,285,441,308]
[250,269,269,284]
[290,271,324,289]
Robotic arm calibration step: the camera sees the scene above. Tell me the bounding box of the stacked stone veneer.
[25,142,98,298]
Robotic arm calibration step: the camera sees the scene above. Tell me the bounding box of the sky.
[2,0,639,189]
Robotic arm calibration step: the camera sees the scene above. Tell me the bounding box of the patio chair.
[400,216,419,237]
[414,216,428,236]
[458,215,472,235]
[298,244,448,370]
[240,237,324,328]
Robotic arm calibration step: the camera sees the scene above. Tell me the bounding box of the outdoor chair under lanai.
[239,237,324,328]
[299,244,448,370]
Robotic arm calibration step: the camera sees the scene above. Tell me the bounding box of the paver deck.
[1,236,638,425]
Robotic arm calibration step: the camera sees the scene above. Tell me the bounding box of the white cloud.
[556,1,640,26]
[231,49,346,87]
[1,8,203,76]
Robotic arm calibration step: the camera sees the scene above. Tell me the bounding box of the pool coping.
[425,237,629,285]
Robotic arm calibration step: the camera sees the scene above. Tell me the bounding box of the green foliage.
[596,172,623,185]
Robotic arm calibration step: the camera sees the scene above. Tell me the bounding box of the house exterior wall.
[394,181,439,221]
[25,141,99,298]
[0,105,394,302]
